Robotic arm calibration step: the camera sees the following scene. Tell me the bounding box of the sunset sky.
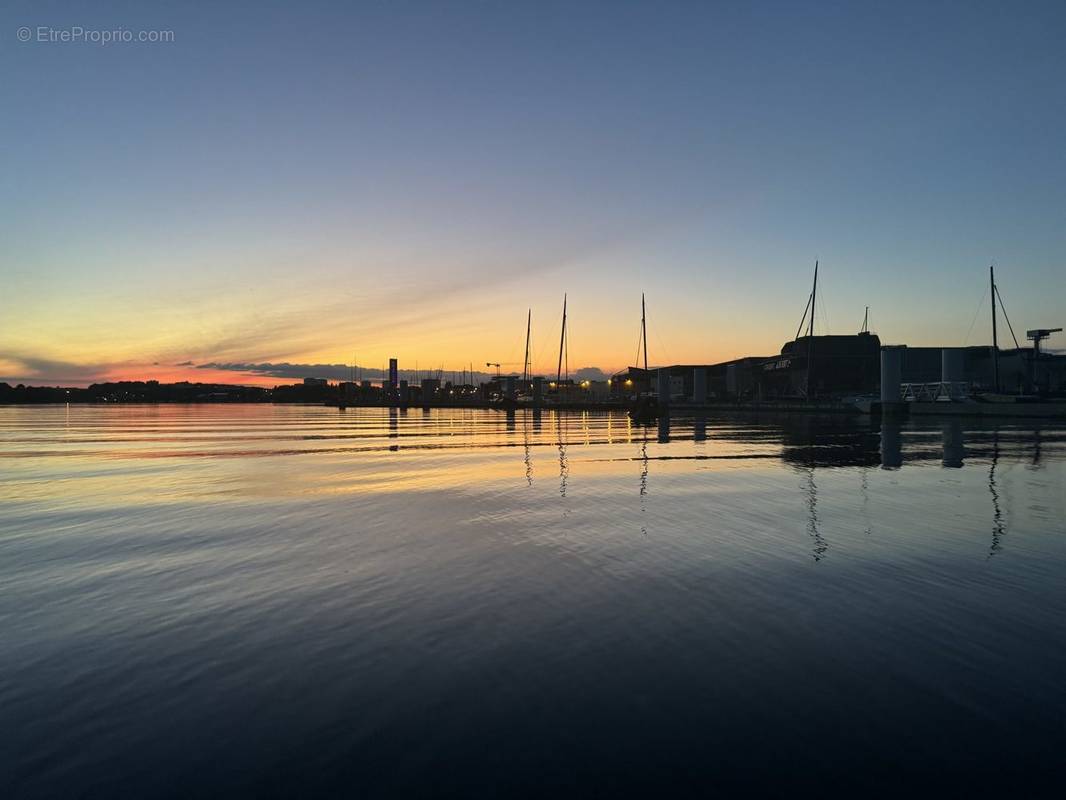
[2,1,1065,386]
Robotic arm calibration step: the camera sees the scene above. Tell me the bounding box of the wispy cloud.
[0,354,113,385]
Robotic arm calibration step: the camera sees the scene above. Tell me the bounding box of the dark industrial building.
[609,330,1065,405]
[607,367,652,397]
[757,332,881,398]
[613,332,882,402]
[896,346,1066,395]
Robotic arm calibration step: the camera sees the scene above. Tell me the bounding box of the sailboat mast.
[990,264,999,392]
[523,308,531,383]
[641,293,648,373]
[557,294,567,384]
[806,260,818,399]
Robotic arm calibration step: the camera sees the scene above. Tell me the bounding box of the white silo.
[942,348,965,381]
[880,346,905,405]
[692,368,707,404]
[656,369,671,406]
[940,347,966,400]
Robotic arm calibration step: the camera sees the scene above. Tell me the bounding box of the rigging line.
[963,288,986,346]
[532,333,547,376]
[562,308,570,381]
[655,330,672,367]
[795,291,813,341]
[556,295,568,383]
[564,317,569,381]
[510,330,526,363]
[537,336,555,375]
[994,285,1022,351]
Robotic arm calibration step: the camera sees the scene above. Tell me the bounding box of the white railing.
[900,381,970,402]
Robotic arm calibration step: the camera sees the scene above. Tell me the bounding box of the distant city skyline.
[3,1,1065,386]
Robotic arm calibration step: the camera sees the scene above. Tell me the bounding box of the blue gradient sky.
[2,0,1064,384]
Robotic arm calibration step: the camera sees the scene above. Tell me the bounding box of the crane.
[485,362,501,379]
[1027,328,1062,357]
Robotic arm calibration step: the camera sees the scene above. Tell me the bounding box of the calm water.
[3,405,1065,797]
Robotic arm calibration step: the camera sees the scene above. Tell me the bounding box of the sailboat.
[629,293,660,420]
[551,294,570,405]
[492,310,530,411]
[979,265,1038,402]
[792,260,818,400]
[515,308,537,406]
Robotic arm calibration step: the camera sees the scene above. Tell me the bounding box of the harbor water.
[2,405,1065,796]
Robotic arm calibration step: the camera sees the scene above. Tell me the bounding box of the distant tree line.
[0,381,334,404]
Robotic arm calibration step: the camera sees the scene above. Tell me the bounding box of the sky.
[2,0,1065,386]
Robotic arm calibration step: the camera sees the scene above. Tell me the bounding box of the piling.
[656,369,671,408]
[941,348,966,399]
[880,346,906,415]
[693,368,707,404]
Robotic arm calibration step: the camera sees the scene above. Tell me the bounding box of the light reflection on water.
[2,405,1066,796]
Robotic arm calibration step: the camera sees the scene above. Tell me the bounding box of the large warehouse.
[611,333,1066,404]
